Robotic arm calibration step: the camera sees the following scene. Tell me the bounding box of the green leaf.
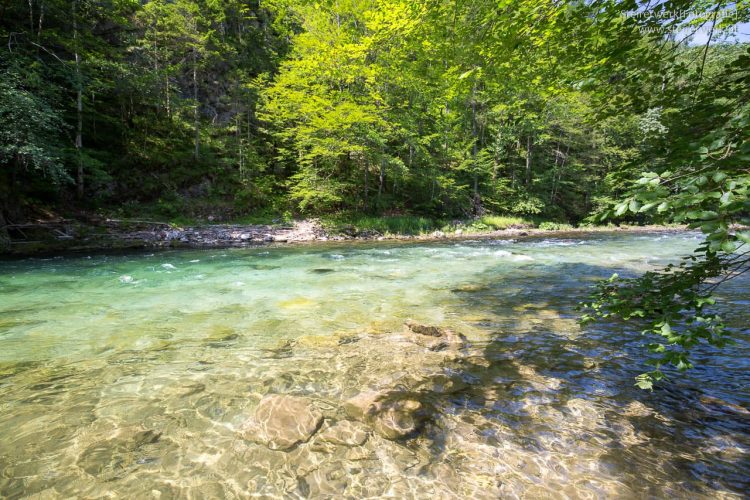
[721,240,737,253]
[635,374,653,390]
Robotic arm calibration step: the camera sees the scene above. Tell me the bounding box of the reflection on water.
[0,232,748,498]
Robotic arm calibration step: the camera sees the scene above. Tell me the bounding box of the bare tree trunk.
[166,74,171,117]
[471,83,478,198]
[37,1,44,40]
[363,162,369,212]
[525,134,533,186]
[550,139,560,202]
[192,48,200,159]
[236,80,244,178]
[91,91,96,140]
[73,0,83,199]
[378,158,384,203]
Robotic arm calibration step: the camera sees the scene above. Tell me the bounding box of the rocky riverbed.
[1,218,329,255]
[2,232,748,498]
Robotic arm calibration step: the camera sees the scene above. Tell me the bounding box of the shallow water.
[0,232,748,498]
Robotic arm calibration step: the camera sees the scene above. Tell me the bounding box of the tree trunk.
[363,162,369,212]
[378,158,384,203]
[166,74,170,117]
[37,1,44,40]
[525,134,533,186]
[193,49,200,159]
[73,0,83,199]
[471,83,478,198]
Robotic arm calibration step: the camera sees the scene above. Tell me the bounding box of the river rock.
[404,320,443,337]
[317,420,369,446]
[343,390,382,421]
[404,321,465,351]
[343,391,428,440]
[370,398,425,439]
[242,394,323,451]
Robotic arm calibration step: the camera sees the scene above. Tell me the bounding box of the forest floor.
[0,213,690,256]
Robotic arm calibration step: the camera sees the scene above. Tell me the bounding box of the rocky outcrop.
[242,395,324,451]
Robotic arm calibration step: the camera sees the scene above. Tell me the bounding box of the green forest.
[1,0,747,225]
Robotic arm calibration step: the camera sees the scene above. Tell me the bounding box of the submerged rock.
[404,320,443,337]
[242,394,323,451]
[370,398,426,440]
[342,390,382,421]
[76,428,162,479]
[404,320,466,352]
[317,420,369,446]
[451,283,489,293]
[343,390,430,440]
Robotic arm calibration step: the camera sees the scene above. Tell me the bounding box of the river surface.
[0,231,748,498]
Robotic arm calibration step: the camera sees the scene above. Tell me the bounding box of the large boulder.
[242,394,323,451]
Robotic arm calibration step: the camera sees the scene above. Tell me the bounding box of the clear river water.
[0,231,748,498]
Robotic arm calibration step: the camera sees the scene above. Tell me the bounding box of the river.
[0,231,748,498]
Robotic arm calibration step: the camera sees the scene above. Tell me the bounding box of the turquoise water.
[1,232,748,498]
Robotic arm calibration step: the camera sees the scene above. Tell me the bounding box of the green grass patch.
[322,213,537,236]
[441,215,533,233]
[322,214,437,235]
[537,221,575,230]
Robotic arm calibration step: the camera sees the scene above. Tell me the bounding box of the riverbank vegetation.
[1,0,749,386]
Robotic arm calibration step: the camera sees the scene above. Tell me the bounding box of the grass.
[448,215,533,233]
[320,213,538,236]
[321,214,437,235]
